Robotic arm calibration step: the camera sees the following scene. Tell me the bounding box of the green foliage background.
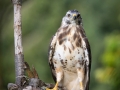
[0,0,120,90]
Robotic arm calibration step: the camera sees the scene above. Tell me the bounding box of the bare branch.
[12,0,26,88]
[8,0,56,90]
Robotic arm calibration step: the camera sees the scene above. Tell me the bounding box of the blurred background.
[0,0,120,90]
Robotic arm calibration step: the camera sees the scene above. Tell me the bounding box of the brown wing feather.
[82,34,91,90]
[48,34,57,82]
[78,25,91,90]
[84,37,91,90]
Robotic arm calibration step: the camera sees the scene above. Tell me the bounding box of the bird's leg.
[77,68,84,90]
[46,68,63,90]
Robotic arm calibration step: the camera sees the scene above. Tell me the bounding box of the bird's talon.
[46,88,51,90]
[46,88,57,90]
[46,83,58,90]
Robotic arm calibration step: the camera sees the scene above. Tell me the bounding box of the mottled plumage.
[47,10,91,90]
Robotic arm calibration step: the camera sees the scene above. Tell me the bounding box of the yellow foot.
[80,82,83,90]
[46,87,57,90]
[46,82,58,90]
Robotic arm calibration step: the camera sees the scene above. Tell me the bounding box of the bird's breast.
[53,37,85,72]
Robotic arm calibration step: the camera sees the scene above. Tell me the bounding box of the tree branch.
[12,0,26,89]
[7,0,55,90]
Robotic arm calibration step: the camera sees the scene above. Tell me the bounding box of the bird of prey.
[47,10,91,90]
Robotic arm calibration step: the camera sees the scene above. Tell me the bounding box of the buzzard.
[47,10,91,90]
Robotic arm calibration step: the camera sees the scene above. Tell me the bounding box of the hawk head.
[62,10,82,26]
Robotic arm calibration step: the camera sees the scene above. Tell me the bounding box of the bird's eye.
[67,14,71,17]
[77,14,80,18]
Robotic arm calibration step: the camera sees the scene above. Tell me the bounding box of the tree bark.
[12,0,25,89]
[7,0,55,90]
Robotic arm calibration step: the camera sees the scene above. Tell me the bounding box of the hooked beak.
[72,14,77,20]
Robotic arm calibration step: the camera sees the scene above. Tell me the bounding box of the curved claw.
[46,82,58,90]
